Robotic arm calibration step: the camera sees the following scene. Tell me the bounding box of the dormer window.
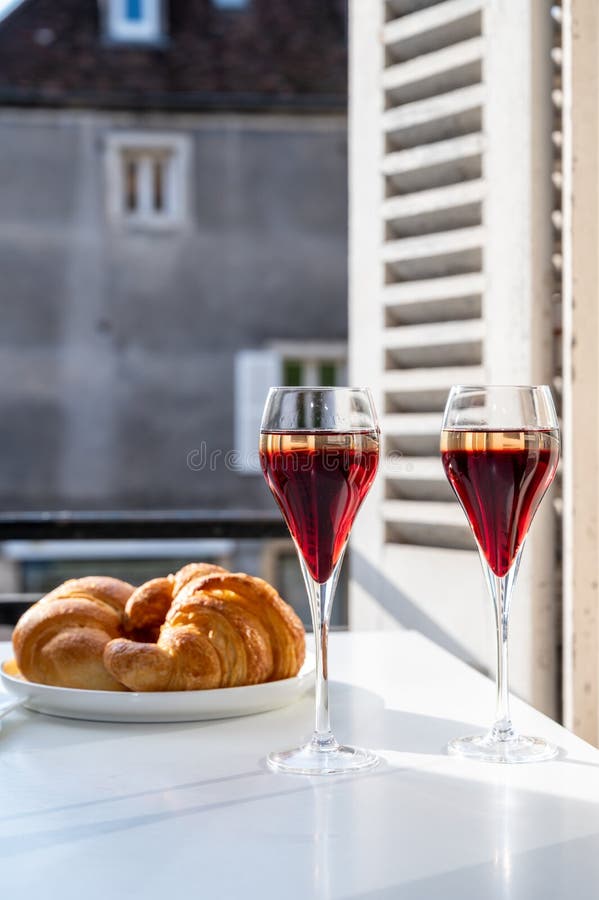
[212,0,248,8]
[106,0,163,44]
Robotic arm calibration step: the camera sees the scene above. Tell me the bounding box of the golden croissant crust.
[13,576,135,690]
[103,572,305,691]
[123,563,227,640]
[178,572,305,681]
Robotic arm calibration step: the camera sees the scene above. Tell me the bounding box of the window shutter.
[350,0,557,711]
[235,350,281,474]
[381,0,484,550]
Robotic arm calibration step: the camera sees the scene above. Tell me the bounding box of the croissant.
[104,572,305,691]
[13,576,135,691]
[123,563,228,641]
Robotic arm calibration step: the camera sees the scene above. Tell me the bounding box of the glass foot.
[267,741,379,775]
[448,732,558,764]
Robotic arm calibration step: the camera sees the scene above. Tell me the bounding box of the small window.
[281,355,346,387]
[212,0,248,9]
[106,0,163,44]
[235,343,347,474]
[282,359,302,387]
[319,362,338,386]
[125,0,144,20]
[105,133,190,228]
[235,349,282,474]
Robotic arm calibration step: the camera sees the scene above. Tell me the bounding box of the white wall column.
[562,0,599,743]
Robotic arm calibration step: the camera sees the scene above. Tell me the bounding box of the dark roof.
[0,0,347,111]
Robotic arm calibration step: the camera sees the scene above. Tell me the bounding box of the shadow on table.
[2,676,589,765]
[2,678,591,771]
[328,680,480,756]
[0,681,479,760]
[330,682,599,772]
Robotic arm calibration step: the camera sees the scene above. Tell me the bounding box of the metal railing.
[0,510,289,541]
[0,510,290,612]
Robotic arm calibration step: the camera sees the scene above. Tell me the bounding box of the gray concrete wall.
[0,109,348,510]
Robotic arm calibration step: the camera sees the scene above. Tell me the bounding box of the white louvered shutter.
[235,350,281,473]
[349,0,558,713]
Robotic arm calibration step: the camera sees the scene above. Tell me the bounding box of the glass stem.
[299,554,344,752]
[481,549,523,742]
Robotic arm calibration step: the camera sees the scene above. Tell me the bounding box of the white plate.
[0,655,315,723]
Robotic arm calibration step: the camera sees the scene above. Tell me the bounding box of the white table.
[1,631,599,899]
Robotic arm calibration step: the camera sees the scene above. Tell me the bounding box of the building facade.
[0,0,348,512]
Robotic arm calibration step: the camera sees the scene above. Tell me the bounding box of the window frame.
[274,341,348,388]
[234,342,348,475]
[105,132,191,230]
[104,0,164,45]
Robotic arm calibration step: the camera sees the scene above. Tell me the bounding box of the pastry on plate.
[12,576,135,691]
[104,572,305,691]
[10,566,306,693]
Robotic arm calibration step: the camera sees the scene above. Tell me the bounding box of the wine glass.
[441,385,560,763]
[260,387,380,775]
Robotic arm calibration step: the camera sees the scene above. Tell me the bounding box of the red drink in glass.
[260,430,379,583]
[441,428,560,577]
